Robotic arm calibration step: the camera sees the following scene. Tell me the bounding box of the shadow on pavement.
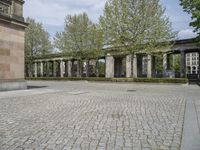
[27,86,48,89]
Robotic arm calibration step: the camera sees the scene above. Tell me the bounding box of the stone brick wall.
[0,22,25,80]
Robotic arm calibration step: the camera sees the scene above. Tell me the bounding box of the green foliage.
[54,13,103,59]
[155,56,163,73]
[98,62,105,75]
[170,54,181,72]
[26,77,188,83]
[100,0,175,53]
[25,18,52,60]
[180,0,200,38]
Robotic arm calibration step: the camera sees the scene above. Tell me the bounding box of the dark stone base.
[0,79,27,91]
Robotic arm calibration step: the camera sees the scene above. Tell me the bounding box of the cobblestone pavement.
[0,81,197,150]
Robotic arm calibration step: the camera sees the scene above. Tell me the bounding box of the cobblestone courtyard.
[0,81,200,150]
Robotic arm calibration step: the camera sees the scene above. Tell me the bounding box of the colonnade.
[26,38,200,79]
[106,54,168,78]
[105,51,198,78]
[32,59,103,78]
[29,51,194,78]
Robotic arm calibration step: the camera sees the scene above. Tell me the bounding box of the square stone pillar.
[34,62,38,77]
[163,54,168,77]
[40,61,43,77]
[76,60,81,77]
[172,54,176,70]
[147,55,152,78]
[126,54,132,78]
[163,54,168,71]
[68,60,72,77]
[133,54,138,78]
[86,60,90,77]
[180,51,186,78]
[199,52,200,78]
[60,60,64,78]
[0,0,27,91]
[95,60,100,77]
[53,61,57,77]
[106,54,114,78]
[46,61,50,77]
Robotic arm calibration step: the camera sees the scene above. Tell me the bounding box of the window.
[186,53,190,57]
[192,67,196,74]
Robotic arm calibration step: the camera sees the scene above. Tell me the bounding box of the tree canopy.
[54,13,103,59]
[25,17,52,61]
[180,0,200,38]
[99,0,175,53]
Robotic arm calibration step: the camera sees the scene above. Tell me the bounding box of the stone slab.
[0,80,27,91]
[181,99,200,150]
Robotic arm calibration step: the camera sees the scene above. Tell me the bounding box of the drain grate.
[127,90,137,92]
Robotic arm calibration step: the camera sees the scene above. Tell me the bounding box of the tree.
[180,0,200,38]
[100,0,175,53]
[54,13,103,77]
[25,18,52,77]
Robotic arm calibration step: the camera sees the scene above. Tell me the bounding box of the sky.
[24,0,197,40]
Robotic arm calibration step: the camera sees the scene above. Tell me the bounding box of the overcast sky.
[24,0,197,40]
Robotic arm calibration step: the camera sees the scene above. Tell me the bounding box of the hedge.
[26,77,188,84]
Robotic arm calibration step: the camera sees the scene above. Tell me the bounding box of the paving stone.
[0,81,195,149]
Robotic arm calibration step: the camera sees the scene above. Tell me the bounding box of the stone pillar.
[95,60,100,77]
[86,60,89,77]
[133,54,138,78]
[172,54,176,70]
[27,63,32,77]
[60,60,64,78]
[106,54,114,78]
[163,54,168,72]
[46,61,50,77]
[180,51,186,78]
[199,52,200,78]
[53,61,57,77]
[34,62,38,77]
[76,60,81,77]
[147,55,152,78]
[0,0,27,91]
[40,61,44,77]
[126,54,132,78]
[68,60,72,77]
[163,54,168,77]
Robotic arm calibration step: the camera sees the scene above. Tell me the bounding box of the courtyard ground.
[0,81,200,150]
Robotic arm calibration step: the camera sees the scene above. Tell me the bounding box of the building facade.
[0,0,27,91]
[186,52,199,74]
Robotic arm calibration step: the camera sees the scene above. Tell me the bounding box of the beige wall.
[0,22,25,80]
